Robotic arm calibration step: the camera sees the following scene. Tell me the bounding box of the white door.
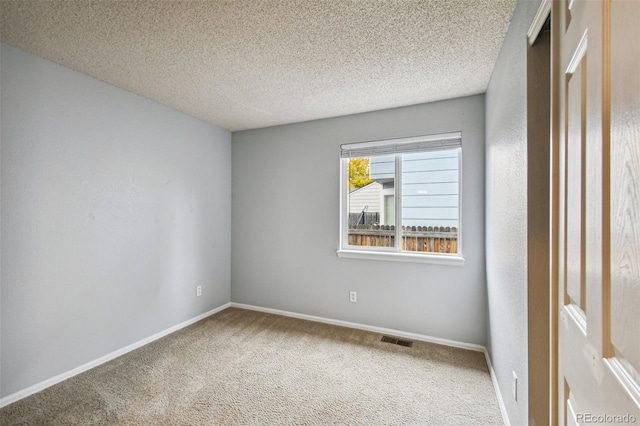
[554,0,640,424]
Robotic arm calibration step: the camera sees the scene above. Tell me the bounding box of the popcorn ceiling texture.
[0,0,516,131]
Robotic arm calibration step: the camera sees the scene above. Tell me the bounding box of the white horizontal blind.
[340,132,462,158]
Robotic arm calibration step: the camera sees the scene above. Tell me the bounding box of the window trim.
[336,248,465,265]
[338,133,465,265]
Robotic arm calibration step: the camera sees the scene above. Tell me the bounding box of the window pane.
[347,156,395,248]
[400,149,459,254]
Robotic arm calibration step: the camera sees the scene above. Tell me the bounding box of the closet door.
[555,0,640,423]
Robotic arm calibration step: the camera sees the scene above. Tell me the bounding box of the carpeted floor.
[0,307,503,425]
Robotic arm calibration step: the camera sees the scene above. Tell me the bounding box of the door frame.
[549,0,562,423]
[526,0,553,424]
[528,0,560,423]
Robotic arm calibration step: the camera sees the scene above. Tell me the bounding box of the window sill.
[336,249,465,266]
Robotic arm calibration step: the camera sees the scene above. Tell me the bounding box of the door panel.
[565,50,586,320]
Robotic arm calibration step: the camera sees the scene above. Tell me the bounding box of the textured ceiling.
[1,0,517,131]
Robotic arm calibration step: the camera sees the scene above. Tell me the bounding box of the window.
[338,132,463,265]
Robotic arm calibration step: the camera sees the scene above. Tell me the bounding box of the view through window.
[341,133,461,256]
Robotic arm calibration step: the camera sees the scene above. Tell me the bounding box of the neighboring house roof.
[349,181,381,194]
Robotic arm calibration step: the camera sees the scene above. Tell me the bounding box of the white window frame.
[337,132,465,266]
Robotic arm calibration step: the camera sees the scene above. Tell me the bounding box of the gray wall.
[232,95,486,345]
[485,0,542,424]
[0,44,232,397]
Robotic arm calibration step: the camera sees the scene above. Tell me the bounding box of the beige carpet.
[0,308,503,425]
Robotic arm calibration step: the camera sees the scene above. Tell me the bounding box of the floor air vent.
[381,336,413,347]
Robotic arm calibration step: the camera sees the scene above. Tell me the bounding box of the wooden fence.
[348,224,458,254]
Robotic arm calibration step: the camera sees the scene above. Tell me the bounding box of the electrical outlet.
[512,371,518,401]
[349,291,357,303]
[196,286,202,297]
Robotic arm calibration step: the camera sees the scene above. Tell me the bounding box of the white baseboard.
[0,302,231,409]
[484,349,510,426]
[230,302,485,352]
